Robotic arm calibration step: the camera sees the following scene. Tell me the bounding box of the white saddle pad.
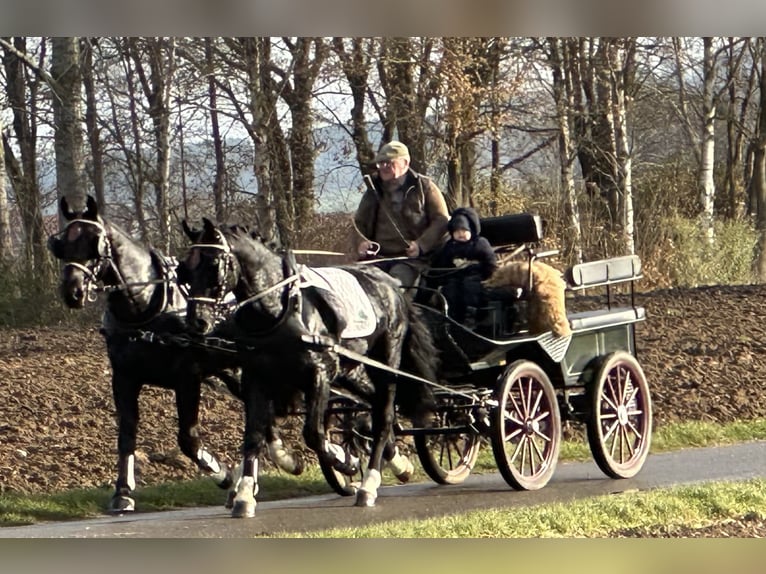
[299,267,376,339]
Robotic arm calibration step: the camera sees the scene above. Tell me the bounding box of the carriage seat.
[565,254,642,290]
[479,213,545,248]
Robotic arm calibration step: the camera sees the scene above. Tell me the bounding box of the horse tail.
[396,300,440,420]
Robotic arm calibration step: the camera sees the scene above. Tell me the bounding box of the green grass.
[286,478,766,538]
[1,418,764,528]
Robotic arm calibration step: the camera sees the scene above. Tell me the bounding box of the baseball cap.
[374,141,410,163]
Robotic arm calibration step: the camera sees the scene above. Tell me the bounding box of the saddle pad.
[299,267,376,339]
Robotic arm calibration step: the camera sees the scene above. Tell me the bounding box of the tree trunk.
[549,37,583,263]
[81,38,105,214]
[753,40,766,281]
[206,38,226,222]
[699,37,717,245]
[0,118,9,258]
[51,37,87,219]
[2,37,49,286]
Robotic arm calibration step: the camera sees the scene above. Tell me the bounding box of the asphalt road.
[3,441,765,538]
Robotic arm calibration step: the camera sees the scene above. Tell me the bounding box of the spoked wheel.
[414,395,482,485]
[491,360,561,490]
[587,351,652,479]
[319,397,370,496]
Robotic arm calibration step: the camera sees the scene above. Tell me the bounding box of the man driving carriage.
[352,140,449,292]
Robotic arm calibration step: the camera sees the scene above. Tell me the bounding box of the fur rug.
[484,260,572,337]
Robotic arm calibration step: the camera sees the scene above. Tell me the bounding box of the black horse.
[178,219,439,516]
[47,196,302,513]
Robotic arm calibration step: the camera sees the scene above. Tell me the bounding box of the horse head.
[179,218,241,334]
[48,195,111,309]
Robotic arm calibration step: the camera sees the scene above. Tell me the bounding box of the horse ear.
[60,196,74,221]
[181,219,199,242]
[84,196,98,220]
[202,217,216,233]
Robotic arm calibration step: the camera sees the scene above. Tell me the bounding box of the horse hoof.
[395,460,415,483]
[395,469,412,483]
[109,495,135,514]
[217,468,234,490]
[225,490,236,509]
[231,500,256,518]
[354,490,377,507]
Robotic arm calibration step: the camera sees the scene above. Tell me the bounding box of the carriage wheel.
[491,360,561,491]
[587,351,652,479]
[319,398,369,497]
[414,396,482,485]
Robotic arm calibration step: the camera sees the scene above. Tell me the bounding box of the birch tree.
[548,37,583,262]
[51,37,87,214]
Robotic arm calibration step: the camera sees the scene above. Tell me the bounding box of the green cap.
[374,140,410,163]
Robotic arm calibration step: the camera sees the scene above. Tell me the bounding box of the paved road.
[3,441,765,538]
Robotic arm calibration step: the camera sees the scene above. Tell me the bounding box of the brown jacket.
[353,169,449,258]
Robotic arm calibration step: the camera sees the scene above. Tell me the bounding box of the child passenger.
[430,207,498,327]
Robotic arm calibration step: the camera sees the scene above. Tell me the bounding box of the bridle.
[49,218,117,303]
[184,229,302,328]
[50,218,175,318]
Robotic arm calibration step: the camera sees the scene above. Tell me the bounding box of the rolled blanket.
[484,260,571,337]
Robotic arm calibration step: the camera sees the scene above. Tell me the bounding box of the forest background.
[2,36,766,326]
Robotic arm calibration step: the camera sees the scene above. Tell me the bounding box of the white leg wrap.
[360,468,381,493]
[126,454,136,491]
[236,459,259,499]
[387,450,410,477]
[196,448,222,474]
[268,438,294,471]
[327,442,361,470]
[231,460,243,489]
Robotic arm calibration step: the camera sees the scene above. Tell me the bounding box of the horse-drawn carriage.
[49,195,651,518]
[317,213,651,496]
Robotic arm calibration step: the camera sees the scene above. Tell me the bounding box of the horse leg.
[265,400,304,476]
[383,440,414,483]
[230,377,268,518]
[356,380,397,507]
[110,375,140,513]
[225,459,244,509]
[174,380,234,504]
[303,360,359,477]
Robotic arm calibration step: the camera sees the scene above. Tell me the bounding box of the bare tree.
[273,37,328,241]
[205,37,226,222]
[126,37,177,251]
[1,37,50,285]
[671,37,747,244]
[753,39,766,281]
[51,37,87,215]
[0,116,9,258]
[375,37,440,174]
[331,37,377,171]
[548,37,583,263]
[81,37,106,213]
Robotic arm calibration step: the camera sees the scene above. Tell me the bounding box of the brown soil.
[1,284,765,536]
